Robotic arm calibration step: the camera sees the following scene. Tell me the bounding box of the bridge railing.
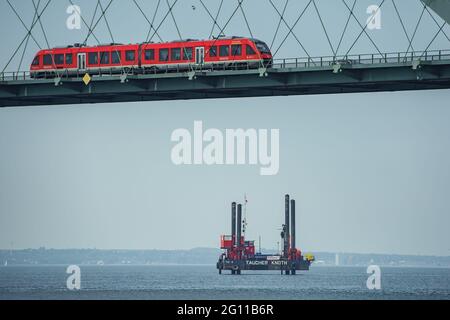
[272,49,450,69]
[1,49,450,82]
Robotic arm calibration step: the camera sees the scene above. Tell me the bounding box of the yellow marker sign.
[82,73,91,85]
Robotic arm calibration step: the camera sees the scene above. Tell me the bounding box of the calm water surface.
[0,265,449,299]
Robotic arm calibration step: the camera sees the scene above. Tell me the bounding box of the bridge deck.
[1,51,450,107]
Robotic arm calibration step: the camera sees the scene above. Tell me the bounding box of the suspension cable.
[67,0,102,45]
[2,0,52,73]
[270,0,289,50]
[270,0,314,61]
[420,21,447,59]
[166,0,183,40]
[31,0,64,77]
[145,0,162,43]
[198,0,243,57]
[335,0,356,59]
[81,0,114,45]
[148,0,179,42]
[404,3,426,60]
[238,0,254,39]
[424,5,450,43]
[312,0,336,56]
[98,0,116,43]
[33,0,51,50]
[6,0,42,49]
[392,0,415,53]
[199,0,225,38]
[88,0,100,36]
[209,0,224,39]
[133,0,163,42]
[343,0,385,57]
[17,0,42,74]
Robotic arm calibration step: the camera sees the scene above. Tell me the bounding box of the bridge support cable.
[237,0,254,39]
[392,0,415,53]
[269,0,314,64]
[312,0,336,57]
[199,0,225,39]
[165,0,183,40]
[234,0,267,69]
[209,0,224,39]
[6,0,42,50]
[30,0,66,79]
[79,0,114,45]
[67,0,102,45]
[32,0,51,52]
[66,0,127,74]
[97,0,116,44]
[335,0,356,59]
[420,20,448,59]
[401,0,450,61]
[199,0,254,71]
[132,0,163,43]
[145,0,162,43]
[270,0,289,50]
[164,0,197,74]
[198,0,248,59]
[17,0,42,74]
[87,1,100,40]
[342,0,385,58]
[97,0,130,74]
[424,5,450,43]
[403,3,427,60]
[3,0,450,82]
[148,0,179,43]
[2,0,52,74]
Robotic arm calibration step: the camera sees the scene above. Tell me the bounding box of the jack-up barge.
[217,194,314,275]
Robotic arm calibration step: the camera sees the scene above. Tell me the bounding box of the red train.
[29,36,272,78]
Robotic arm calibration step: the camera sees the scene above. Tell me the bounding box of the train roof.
[39,36,258,53]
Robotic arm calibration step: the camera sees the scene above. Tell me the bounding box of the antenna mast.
[242,193,248,236]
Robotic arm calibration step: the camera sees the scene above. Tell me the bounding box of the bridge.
[1,0,450,107]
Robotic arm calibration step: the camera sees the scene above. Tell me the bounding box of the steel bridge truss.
[0,0,450,107]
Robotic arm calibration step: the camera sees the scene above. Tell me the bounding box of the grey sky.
[0,0,449,255]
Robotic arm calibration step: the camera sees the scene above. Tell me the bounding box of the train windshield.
[255,41,270,54]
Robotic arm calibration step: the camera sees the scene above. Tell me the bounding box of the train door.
[195,47,204,65]
[77,53,86,70]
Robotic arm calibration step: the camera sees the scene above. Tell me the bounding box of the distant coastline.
[1,248,449,268]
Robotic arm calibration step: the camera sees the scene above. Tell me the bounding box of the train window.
[209,46,217,57]
[88,52,98,65]
[171,48,181,61]
[54,54,64,65]
[144,49,154,60]
[246,44,256,55]
[159,48,169,61]
[125,50,135,62]
[183,47,193,60]
[219,45,229,57]
[32,56,40,66]
[255,41,270,54]
[231,44,242,56]
[100,51,110,64]
[65,54,73,65]
[43,54,53,65]
[111,51,121,64]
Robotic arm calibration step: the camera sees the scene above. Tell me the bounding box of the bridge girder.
[1,60,450,107]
